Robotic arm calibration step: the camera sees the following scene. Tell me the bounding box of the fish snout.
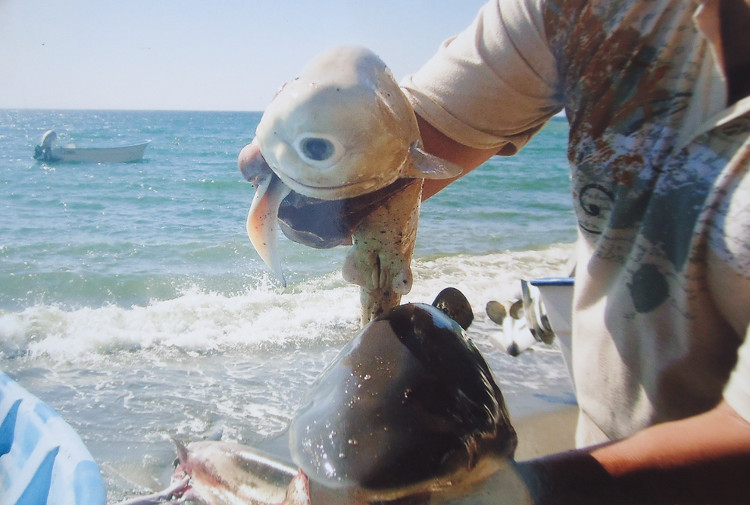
[238,141,273,185]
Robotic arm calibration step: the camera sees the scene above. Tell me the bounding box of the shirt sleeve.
[710,156,750,422]
[400,0,562,153]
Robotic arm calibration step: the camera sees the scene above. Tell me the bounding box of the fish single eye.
[300,137,334,161]
[293,133,344,168]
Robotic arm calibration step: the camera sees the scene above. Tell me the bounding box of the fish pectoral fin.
[112,476,192,505]
[384,251,413,295]
[342,248,376,289]
[402,141,463,180]
[343,247,411,294]
[283,470,311,505]
[247,173,292,287]
[343,247,413,323]
[171,436,190,465]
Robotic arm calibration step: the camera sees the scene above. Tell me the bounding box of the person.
[394,0,750,502]
[239,0,749,502]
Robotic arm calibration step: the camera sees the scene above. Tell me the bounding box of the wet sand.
[513,405,578,460]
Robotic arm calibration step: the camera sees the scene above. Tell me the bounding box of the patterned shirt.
[402,0,750,445]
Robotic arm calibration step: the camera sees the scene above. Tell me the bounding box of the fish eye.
[300,137,334,161]
[293,133,344,167]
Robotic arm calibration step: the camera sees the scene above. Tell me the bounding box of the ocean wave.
[0,244,573,363]
[0,277,359,362]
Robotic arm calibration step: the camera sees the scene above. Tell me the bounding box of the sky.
[0,0,490,111]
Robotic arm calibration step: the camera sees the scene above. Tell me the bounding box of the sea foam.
[0,244,573,362]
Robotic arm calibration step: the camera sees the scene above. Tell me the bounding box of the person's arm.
[515,400,750,504]
[417,115,500,201]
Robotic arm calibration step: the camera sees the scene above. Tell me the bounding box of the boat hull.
[35,142,149,163]
[531,277,575,381]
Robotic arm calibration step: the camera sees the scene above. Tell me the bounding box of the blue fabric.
[0,399,21,457]
[19,419,42,467]
[15,447,58,505]
[0,371,106,505]
[33,402,58,423]
[74,460,107,505]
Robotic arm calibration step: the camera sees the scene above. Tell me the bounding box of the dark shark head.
[289,288,516,500]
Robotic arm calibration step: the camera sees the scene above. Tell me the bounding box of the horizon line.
[0,106,266,114]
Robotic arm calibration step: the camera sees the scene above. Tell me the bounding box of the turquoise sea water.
[0,109,576,500]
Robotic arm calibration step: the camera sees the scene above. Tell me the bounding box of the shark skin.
[289,288,517,503]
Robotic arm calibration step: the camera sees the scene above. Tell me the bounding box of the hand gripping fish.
[240,46,461,322]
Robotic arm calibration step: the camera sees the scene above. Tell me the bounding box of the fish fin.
[385,252,413,296]
[343,249,412,294]
[402,142,463,180]
[112,476,191,505]
[283,470,311,505]
[247,173,291,287]
[432,287,474,330]
[171,437,189,465]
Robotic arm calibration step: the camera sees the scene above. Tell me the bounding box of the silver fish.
[175,440,309,505]
[114,441,310,505]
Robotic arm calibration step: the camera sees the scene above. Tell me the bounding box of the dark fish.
[116,289,515,505]
[289,288,516,502]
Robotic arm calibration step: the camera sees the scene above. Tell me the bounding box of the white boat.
[528,276,575,380]
[34,130,149,163]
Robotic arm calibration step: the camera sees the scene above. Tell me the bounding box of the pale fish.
[114,441,310,505]
[240,45,461,322]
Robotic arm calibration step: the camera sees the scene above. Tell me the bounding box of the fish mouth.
[346,456,508,503]
[277,178,417,249]
[246,175,416,286]
[274,171,390,201]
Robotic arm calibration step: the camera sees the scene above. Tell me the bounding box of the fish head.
[289,288,516,501]
[241,45,462,286]
[254,45,460,201]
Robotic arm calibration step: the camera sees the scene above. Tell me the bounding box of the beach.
[0,109,577,500]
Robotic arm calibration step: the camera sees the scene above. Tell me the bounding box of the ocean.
[0,109,577,500]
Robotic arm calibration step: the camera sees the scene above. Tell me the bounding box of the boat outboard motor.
[34,130,58,161]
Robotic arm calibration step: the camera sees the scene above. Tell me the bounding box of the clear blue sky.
[1,0,489,111]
